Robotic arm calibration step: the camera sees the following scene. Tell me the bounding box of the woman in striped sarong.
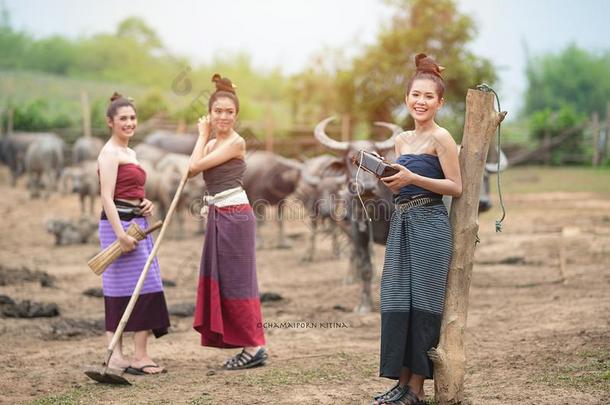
[189,74,267,370]
[97,92,170,375]
[371,54,462,405]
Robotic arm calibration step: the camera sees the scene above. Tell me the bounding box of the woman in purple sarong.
[97,92,170,375]
[189,74,267,370]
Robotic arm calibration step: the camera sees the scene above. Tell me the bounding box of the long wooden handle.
[104,169,190,365]
[144,220,163,235]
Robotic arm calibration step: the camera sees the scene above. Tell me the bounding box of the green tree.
[137,91,169,121]
[0,6,31,69]
[349,0,496,134]
[524,44,610,118]
[12,98,74,130]
[116,17,163,51]
[24,36,77,75]
[529,105,588,165]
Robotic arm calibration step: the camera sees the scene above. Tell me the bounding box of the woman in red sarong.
[188,74,267,370]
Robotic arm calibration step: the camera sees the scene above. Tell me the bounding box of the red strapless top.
[114,163,146,199]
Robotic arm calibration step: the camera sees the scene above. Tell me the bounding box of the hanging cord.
[354,151,375,253]
[476,84,506,232]
[355,151,372,223]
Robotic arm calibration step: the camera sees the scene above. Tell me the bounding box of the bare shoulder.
[396,131,416,148]
[204,138,217,153]
[397,130,415,142]
[232,133,246,146]
[432,127,454,142]
[98,144,118,164]
[432,127,458,156]
[433,128,456,146]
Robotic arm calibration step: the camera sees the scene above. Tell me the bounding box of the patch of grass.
[27,381,137,405]
[489,166,610,194]
[538,348,610,392]
[29,389,82,405]
[336,350,377,377]
[244,365,348,386]
[241,361,349,393]
[188,393,214,404]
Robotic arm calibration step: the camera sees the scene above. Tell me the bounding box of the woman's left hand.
[380,164,416,193]
[139,198,154,217]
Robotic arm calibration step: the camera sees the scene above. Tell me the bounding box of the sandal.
[124,364,167,375]
[384,386,426,405]
[223,348,268,370]
[371,382,402,404]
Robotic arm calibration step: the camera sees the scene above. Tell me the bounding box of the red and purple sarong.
[193,204,265,348]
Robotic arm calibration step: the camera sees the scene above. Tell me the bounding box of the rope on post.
[476,84,506,232]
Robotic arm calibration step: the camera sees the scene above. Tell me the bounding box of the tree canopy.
[1,1,498,137]
[524,44,610,118]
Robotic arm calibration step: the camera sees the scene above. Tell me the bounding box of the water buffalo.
[1,132,60,186]
[60,161,99,215]
[155,153,206,237]
[294,155,348,262]
[142,131,197,155]
[133,143,168,165]
[243,151,303,249]
[25,135,65,199]
[312,118,402,312]
[46,217,97,245]
[72,136,103,164]
[313,117,507,313]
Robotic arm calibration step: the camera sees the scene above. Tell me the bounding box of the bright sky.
[5,0,610,117]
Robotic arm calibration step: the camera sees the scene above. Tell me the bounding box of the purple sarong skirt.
[99,217,170,338]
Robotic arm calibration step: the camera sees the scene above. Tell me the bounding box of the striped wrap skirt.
[99,216,170,338]
[379,201,452,379]
[193,193,265,348]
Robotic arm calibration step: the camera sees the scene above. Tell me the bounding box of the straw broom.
[87,220,163,275]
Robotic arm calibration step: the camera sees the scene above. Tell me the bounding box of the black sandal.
[384,386,426,405]
[223,348,268,370]
[371,382,402,404]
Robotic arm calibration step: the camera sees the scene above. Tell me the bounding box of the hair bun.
[110,91,123,102]
[414,53,445,78]
[211,73,237,94]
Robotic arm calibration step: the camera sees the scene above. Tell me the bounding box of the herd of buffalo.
[0,119,506,312]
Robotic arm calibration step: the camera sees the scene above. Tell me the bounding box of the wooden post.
[430,89,506,404]
[341,113,351,142]
[80,90,92,137]
[543,129,551,165]
[591,112,600,166]
[604,101,610,158]
[176,118,187,134]
[265,108,275,153]
[7,108,13,134]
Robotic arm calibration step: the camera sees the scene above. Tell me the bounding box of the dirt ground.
[0,166,608,405]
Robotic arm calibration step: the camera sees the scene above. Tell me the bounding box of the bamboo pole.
[591,112,600,166]
[430,89,506,404]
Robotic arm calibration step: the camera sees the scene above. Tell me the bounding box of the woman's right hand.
[118,233,138,253]
[198,115,211,137]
